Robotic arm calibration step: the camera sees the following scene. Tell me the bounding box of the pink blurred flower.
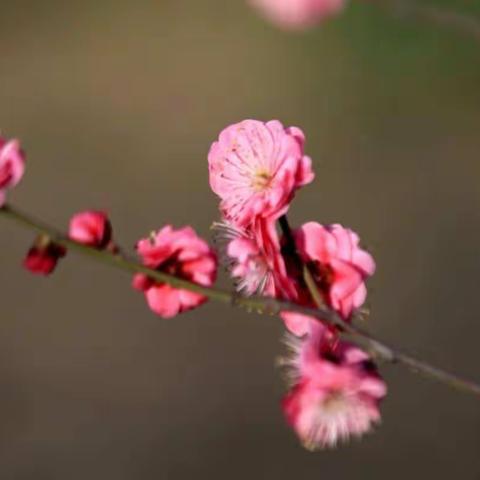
[208,120,314,227]
[69,210,112,249]
[23,237,66,276]
[133,226,217,318]
[295,222,375,319]
[0,137,25,207]
[249,0,346,30]
[282,323,386,449]
[283,320,338,379]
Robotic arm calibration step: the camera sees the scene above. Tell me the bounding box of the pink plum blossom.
[133,226,217,318]
[249,0,346,30]
[282,323,386,449]
[294,222,375,319]
[208,120,314,228]
[0,137,25,207]
[228,235,276,295]
[217,218,296,298]
[23,238,66,276]
[69,210,112,249]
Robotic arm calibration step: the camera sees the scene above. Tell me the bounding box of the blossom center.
[251,169,272,192]
[153,252,187,280]
[322,390,348,414]
[309,261,335,293]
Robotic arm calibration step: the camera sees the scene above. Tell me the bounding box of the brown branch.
[278,215,480,395]
[1,203,480,397]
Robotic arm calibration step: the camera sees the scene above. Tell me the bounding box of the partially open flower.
[69,210,112,249]
[295,222,375,319]
[133,226,217,318]
[282,323,386,449]
[249,0,346,31]
[208,120,314,227]
[23,236,66,275]
[0,137,25,207]
[228,235,274,295]
[217,218,296,298]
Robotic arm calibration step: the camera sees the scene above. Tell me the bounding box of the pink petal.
[281,311,312,337]
[146,285,181,318]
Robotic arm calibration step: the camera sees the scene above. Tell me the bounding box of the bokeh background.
[0,0,479,478]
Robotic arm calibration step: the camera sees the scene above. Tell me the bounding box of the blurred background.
[0,0,479,478]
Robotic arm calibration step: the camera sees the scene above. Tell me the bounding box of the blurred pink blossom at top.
[0,137,25,207]
[249,0,346,30]
[133,225,217,318]
[208,119,314,228]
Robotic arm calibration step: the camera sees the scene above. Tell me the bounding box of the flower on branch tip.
[23,235,66,276]
[133,225,217,318]
[295,222,375,320]
[0,137,25,207]
[249,0,346,30]
[208,119,314,228]
[282,323,386,449]
[69,210,113,249]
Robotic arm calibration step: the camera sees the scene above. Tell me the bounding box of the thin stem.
[2,204,480,397]
[278,215,326,310]
[363,0,480,43]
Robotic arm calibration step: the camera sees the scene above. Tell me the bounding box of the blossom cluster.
[0,134,217,317]
[2,119,385,450]
[209,119,386,449]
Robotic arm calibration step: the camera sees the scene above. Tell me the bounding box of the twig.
[1,203,480,397]
[277,215,480,394]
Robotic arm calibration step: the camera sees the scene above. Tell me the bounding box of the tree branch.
[1,203,480,397]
